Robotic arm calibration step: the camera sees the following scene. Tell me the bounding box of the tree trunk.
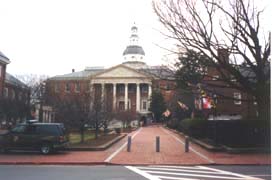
[80,126,84,143]
[95,121,99,139]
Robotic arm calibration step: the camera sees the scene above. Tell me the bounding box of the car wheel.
[40,144,51,155]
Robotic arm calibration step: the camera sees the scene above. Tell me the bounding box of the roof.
[49,67,105,80]
[0,51,11,64]
[139,66,175,80]
[5,73,28,89]
[48,63,175,81]
[123,45,145,56]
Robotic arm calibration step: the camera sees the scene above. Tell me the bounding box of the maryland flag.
[163,109,171,117]
[202,97,212,109]
[200,89,216,109]
[177,101,189,110]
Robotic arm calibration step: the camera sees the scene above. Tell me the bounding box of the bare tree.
[153,0,270,121]
[16,74,49,120]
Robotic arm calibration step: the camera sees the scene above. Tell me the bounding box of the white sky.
[0,0,271,77]
[0,0,172,77]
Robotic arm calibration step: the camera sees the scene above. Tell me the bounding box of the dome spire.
[123,23,145,62]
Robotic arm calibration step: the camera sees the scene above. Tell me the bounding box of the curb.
[66,134,126,151]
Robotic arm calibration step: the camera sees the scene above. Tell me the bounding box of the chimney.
[217,49,229,64]
[72,69,75,73]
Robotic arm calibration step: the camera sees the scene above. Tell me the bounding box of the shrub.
[179,118,207,138]
[167,118,180,130]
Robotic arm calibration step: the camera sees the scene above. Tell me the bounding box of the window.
[212,75,219,81]
[166,83,171,91]
[65,83,70,93]
[118,101,125,111]
[213,94,217,104]
[141,84,148,93]
[75,83,80,93]
[117,85,124,93]
[234,92,241,105]
[128,84,135,93]
[55,84,60,93]
[11,90,15,100]
[18,92,22,100]
[142,100,147,110]
[0,65,2,77]
[3,88,8,98]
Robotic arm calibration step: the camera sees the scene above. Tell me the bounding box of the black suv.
[0,120,68,154]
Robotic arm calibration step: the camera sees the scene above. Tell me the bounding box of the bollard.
[156,136,160,152]
[185,136,189,152]
[127,136,131,152]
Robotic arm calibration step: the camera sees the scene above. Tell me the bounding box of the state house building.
[45,25,175,122]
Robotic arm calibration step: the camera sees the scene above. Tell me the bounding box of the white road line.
[150,165,208,170]
[137,167,223,175]
[104,128,142,163]
[197,166,263,180]
[144,170,246,180]
[125,166,161,180]
[156,175,199,180]
[161,127,215,164]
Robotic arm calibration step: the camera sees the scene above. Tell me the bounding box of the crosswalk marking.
[137,167,225,175]
[126,165,263,180]
[156,176,199,180]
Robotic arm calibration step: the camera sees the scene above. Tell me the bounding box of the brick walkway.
[0,125,270,165]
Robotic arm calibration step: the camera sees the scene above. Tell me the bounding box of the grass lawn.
[69,131,95,144]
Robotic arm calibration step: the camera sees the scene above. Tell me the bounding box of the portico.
[90,79,152,113]
[89,64,153,113]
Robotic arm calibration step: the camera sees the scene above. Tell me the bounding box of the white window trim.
[65,83,70,93]
[234,92,242,105]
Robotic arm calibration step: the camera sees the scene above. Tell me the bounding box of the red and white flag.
[177,101,189,110]
[202,97,212,109]
[163,109,171,117]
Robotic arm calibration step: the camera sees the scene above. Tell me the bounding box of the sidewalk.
[0,125,270,165]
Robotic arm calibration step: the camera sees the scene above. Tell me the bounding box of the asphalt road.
[0,165,270,180]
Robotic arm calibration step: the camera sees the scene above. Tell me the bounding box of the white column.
[113,83,116,111]
[101,83,105,101]
[148,83,152,109]
[136,83,140,112]
[90,83,94,109]
[125,83,128,110]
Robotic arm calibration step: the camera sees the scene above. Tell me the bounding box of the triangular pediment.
[93,64,150,78]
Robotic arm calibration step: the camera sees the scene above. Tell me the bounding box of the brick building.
[45,25,175,123]
[0,51,30,127]
[195,49,258,119]
[0,51,10,97]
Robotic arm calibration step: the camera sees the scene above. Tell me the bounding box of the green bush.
[179,118,207,138]
[167,118,180,130]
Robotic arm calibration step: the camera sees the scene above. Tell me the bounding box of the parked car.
[0,120,68,154]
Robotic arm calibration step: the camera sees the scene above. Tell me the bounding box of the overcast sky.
[0,0,173,77]
[0,0,271,77]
